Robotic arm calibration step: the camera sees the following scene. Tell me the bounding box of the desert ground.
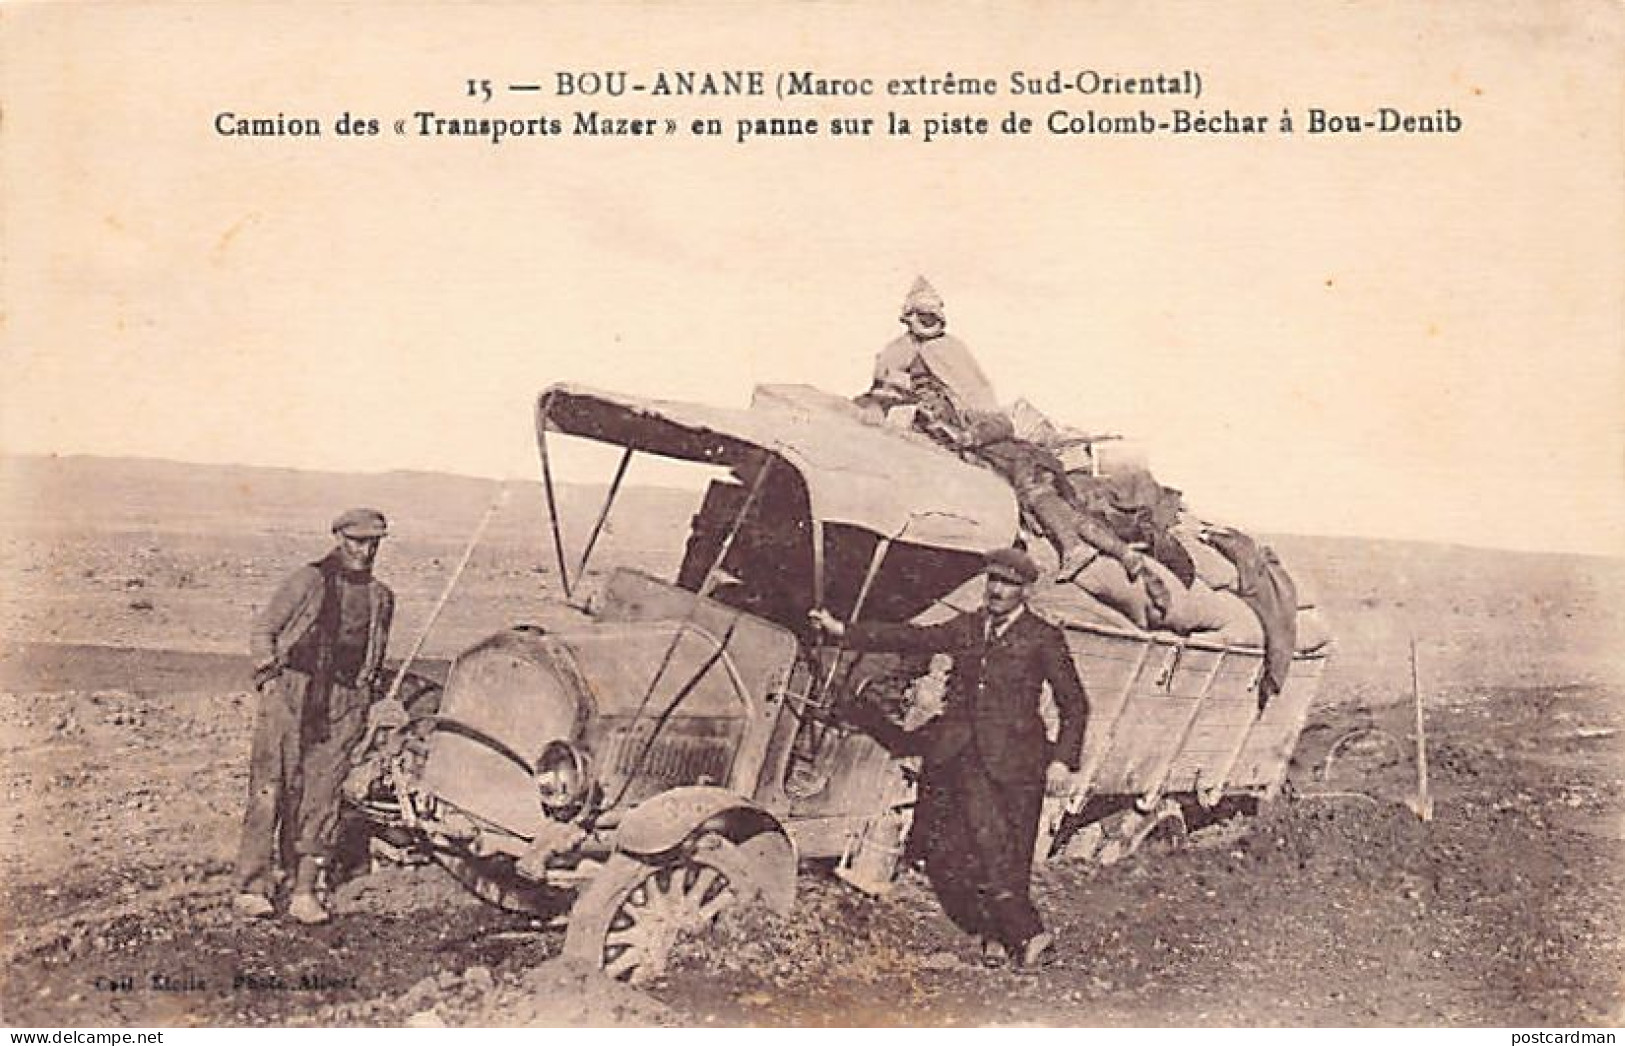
[1,454,1622,1027]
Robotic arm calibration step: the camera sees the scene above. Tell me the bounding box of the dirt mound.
[329,862,474,918]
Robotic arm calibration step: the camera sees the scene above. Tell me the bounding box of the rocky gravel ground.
[1,648,1619,1026]
[2,518,1622,1026]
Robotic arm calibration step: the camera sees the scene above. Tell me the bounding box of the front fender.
[612,786,796,914]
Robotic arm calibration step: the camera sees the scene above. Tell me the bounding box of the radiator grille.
[595,719,741,804]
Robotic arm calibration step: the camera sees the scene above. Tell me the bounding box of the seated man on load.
[855,275,1001,421]
[854,278,1158,595]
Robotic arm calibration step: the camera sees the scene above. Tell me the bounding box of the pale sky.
[3,2,1622,555]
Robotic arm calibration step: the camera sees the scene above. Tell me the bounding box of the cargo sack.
[1067,471,1188,580]
[1029,579,1140,632]
[1151,568,1260,642]
[1148,529,1197,588]
[1190,589,1268,647]
[1201,527,1299,702]
[1067,555,1154,629]
[1173,520,1240,592]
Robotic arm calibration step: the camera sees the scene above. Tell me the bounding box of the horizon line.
[2,449,1620,563]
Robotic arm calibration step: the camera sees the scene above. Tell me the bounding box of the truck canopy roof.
[537,383,1018,556]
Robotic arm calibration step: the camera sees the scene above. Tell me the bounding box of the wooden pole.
[383,483,510,705]
[1409,635,1434,822]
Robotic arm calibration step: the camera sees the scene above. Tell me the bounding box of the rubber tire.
[562,846,740,984]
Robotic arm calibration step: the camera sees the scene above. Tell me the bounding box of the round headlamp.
[533,739,591,816]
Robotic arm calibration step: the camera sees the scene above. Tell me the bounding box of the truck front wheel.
[562,843,740,985]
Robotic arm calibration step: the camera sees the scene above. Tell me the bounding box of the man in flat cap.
[234,508,395,924]
[810,546,1088,968]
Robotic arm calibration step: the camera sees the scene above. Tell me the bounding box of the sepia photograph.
[2,0,1622,1030]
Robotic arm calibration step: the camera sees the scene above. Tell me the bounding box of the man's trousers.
[235,670,369,895]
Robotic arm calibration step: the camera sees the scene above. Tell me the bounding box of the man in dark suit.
[809,546,1088,968]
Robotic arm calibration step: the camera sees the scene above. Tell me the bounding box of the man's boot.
[1018,930,1055,969]
[1023,489,1094,582]
[1057,542,1099,583]
[1050,526,1098,584]
[286,857,329,925]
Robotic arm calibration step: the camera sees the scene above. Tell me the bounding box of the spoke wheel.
[564,849,737,985]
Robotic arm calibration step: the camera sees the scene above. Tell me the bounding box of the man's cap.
[331,507,389,539]
[900,275,945,319]
[984,546,1039,585]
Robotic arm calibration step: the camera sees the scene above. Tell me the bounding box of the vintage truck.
[347,383,1329,983]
